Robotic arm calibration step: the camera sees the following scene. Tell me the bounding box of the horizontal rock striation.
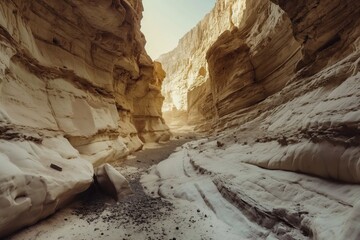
[0,0,169,237]
[159,0,244,128]
[159,0,360,182]
[144,140,360,239]
[206,0,360,183]
[206,0,302,121]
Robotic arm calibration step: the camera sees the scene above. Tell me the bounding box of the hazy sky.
[141,0,216,60]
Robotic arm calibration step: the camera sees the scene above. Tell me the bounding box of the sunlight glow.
[141,0,216,60]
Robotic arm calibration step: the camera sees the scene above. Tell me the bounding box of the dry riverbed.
[7,134,238,240]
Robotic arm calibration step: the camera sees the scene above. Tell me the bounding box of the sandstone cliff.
[159,0,244,128]
[159,0,360,183]
[0,0,169,237]
[153,1,360,238]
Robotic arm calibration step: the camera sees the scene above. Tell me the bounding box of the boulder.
[95,164,133,201]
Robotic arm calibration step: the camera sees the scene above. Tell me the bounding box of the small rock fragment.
[50,163,62,171]
[216,141,224,147]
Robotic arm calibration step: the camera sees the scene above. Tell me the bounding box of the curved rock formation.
[0,0,169,237]
[132,61,171,142]
[159,0,360,183]
[205,0,302,121]
[159,0,244,129]
[147,1,360,238]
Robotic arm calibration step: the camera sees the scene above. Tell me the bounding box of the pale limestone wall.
[159,0,245,127]
[159,0,360,183]
[0,0,169,237]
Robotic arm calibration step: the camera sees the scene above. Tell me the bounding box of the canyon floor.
[6,131,360,240]
[7,133,237,240]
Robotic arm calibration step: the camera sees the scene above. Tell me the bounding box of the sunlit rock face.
[160,0,360,183]
[207,1,302,120]
[0,0,169,237]
[159,0,301,130]
[132,61,171,142]
[159,0,244,129]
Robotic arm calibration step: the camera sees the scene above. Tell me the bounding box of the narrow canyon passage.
[1,0,360,239]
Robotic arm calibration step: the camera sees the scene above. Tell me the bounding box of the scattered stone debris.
[72,175,174,232]
[277,136,288,146]
[216,141,224,148]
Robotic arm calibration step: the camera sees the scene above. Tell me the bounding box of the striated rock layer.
[159,0,360,182]
[159,0,247,128]
[153,0,360,238]
[159,0,244,129]
[0,0,169,237]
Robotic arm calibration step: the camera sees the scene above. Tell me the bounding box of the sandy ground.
[7,130,356,240]
[7,134,240,240]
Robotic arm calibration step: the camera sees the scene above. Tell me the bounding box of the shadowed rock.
[95,164,133,201]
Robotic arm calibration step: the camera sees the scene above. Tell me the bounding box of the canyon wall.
[159,0,245,129]
[0,0,169,237]
[160,0,301,129]
[159,0,360,182]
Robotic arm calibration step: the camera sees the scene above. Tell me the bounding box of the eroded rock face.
[159,0,245,129]
[0,0,169,237]
[0,137,93,238]
[205,0,360,183]
[160,0,360,183]
[132,61,171,142]
[159,0,301,130]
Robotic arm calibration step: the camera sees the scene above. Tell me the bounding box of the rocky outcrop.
[206,0,360,183]
[147,1,360,236]
[132,61,171,142]
[159,0,244,128]
[159,0,301,129]
[0,0,169,237]
[95,163,132,201]
[272,0,360,75]
[206,0,302,120]
[159,0,360,183]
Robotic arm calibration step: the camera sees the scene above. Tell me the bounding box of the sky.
[141,0,216,60]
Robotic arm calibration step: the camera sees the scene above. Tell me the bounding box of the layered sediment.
[159,0,245,128]
[152,2,360,237]
[0,0,169,237]
[159,0,360,182]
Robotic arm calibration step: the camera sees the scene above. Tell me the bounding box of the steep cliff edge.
[159,0,360,182]
[0,0,169,237]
